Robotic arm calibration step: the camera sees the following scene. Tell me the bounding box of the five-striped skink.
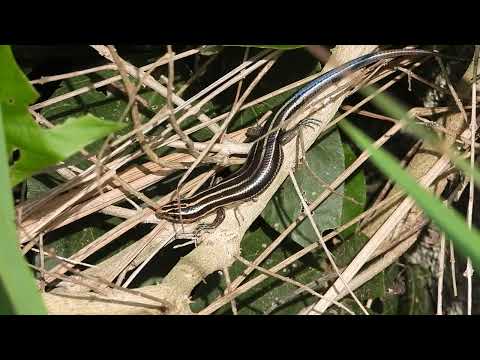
[157,48,438,227]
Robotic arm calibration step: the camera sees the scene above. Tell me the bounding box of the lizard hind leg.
[195,208,226,234]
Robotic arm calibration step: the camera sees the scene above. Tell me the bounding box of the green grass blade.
[363,87,480,187]
[339,120,480,270]
[0,107,47,315]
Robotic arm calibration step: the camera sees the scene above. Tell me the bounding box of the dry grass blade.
[41,45,380,314]
[109,48,276,149]
[306,154,452,314]
[288,169,369,315]
[464,45,479,315]
[228,122,405,292]
[174,52,279,211]
[27,247,97,268]
[436,56,469,124]
[450,241,458,297]
[38,233,45,292]
[437,232,446,315]
[166,45,197,154]
[19,170,116,244]
[28,45,475,316]
[222,266,238,315]
[30,48,200,111]
[30,63,118,85]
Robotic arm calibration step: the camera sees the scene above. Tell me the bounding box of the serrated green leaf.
[262,129,345,247]
[1,47,126,187]
[6,111,125,186]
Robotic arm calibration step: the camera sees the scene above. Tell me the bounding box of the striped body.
[157,48,434,224]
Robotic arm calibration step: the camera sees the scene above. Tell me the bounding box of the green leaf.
[262,129,346,247]
[1,46,126,187]
[39,69,212,157]
[6,111,125,186]
[0,84,46,314]
[339,119,480,269]
[0,45,38,106]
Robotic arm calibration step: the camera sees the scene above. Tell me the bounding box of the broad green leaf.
[0,45,38,106]
[239,45,305,50]
[262,129,345,247]
[1,46,126,187]
[339,119,480,269]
